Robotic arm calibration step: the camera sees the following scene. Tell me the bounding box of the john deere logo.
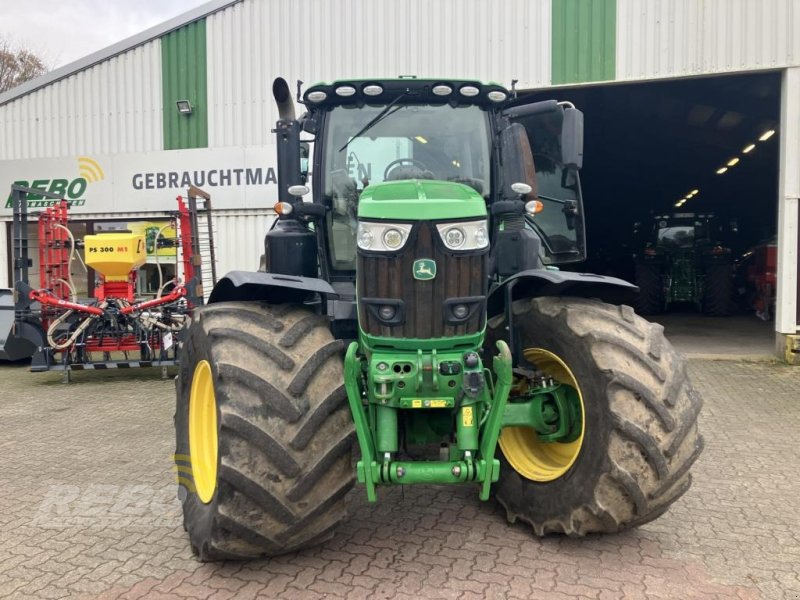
[413,259,436,280]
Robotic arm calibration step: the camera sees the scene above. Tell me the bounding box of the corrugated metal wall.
[616,0,800,81]
[552,0,616,84]
[0,41,163,161]
[213,210,274,275]
[206,0,552,147]
[161,20,209,150]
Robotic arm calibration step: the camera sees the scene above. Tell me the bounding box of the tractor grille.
[357,221,487,338]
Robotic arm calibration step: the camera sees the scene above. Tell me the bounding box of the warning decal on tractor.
[462,406,474,427]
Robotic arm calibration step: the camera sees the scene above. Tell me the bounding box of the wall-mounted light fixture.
[176,100,193,115]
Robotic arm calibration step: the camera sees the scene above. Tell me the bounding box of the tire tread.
[175,302,354,560]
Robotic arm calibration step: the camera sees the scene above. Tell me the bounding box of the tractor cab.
[266,79,587,284]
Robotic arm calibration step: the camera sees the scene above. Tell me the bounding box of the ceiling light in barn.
[742,143,756,153]
[690,189,699,196]
[727,157,740,167]
[716,167,728,175]
[759,129,775,141]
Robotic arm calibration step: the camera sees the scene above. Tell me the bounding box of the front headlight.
[436,220,489,251]
[357,222,413,251]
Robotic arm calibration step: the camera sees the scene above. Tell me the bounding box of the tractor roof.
[653,212,716,221]
[302,78,511,109]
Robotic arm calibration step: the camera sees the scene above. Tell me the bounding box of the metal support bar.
[504,279,521,365]
[776,67,800,340]
[344,342,378,501]
[479,340,513,500]
[119,285,187,314]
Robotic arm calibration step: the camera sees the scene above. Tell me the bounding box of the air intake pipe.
[272,77,301,204]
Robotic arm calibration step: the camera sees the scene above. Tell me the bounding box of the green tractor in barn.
[174,77,703,559]
[634,213,737,316]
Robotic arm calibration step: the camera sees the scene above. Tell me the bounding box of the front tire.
[486,297,703,535]
[175,302,354,560]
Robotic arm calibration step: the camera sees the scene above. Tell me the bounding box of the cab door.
[504,101,587,264]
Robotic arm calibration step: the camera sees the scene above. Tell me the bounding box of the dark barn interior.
[525,71,782,285]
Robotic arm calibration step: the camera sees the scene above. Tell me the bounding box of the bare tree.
[0,38,47,93]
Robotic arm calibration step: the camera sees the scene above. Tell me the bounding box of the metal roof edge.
[0,0,242,107]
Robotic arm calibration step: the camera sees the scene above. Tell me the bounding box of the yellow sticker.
[462,406,474,427]
[412,399,422,408]
[430,400,448,408]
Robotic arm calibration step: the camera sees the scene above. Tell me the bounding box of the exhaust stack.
[272,77,296,122]
[272,77,301,204]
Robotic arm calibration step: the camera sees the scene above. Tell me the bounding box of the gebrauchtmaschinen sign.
[0,145,281,216]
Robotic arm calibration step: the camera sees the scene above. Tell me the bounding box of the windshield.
[657,226,695,249]
[323,103,491,270]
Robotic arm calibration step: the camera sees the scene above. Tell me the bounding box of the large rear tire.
[486,297,703,535]
[703,263,736,316]
[175,302,354,560]
[634,263,664,315]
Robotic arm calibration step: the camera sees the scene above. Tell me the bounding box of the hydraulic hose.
[46,300,108,350]
[53,224,86,300]
[152,223,173,298]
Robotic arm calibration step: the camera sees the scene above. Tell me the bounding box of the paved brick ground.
[0,359,798,600]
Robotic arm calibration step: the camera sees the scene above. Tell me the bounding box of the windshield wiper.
[338,91,409,152]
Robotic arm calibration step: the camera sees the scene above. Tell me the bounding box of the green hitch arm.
[478,340,513,501]
[344,341,378,501]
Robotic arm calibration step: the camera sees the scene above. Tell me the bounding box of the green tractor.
[634,213,736,316]
[174,78,703,560]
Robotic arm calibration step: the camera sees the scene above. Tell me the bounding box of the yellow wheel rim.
[189,359,218,503]
[499,348,585,482]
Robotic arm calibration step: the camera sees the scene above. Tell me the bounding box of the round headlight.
[475,226,488,247]
[432,85,453,96]
[383,228,404,249]
[363,85,383,96]
[443,227,466,249]
[452,304,469,319]
[459,85,480,97]
[357,224,374,249]
[487,90,507,102]
[379,305,396,320]
[335,85,356,97]
[306,90,327,103]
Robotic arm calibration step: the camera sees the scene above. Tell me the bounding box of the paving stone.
[1,360,799,599]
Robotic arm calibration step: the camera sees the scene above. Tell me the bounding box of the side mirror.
[561,107,584,169]
[499,123,536,200]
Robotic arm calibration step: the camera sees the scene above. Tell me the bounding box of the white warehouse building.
[1,0,798,360]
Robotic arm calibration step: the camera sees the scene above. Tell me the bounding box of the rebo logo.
[5,156,105,208]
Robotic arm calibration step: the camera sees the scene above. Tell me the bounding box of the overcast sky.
[0,0,210,69]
